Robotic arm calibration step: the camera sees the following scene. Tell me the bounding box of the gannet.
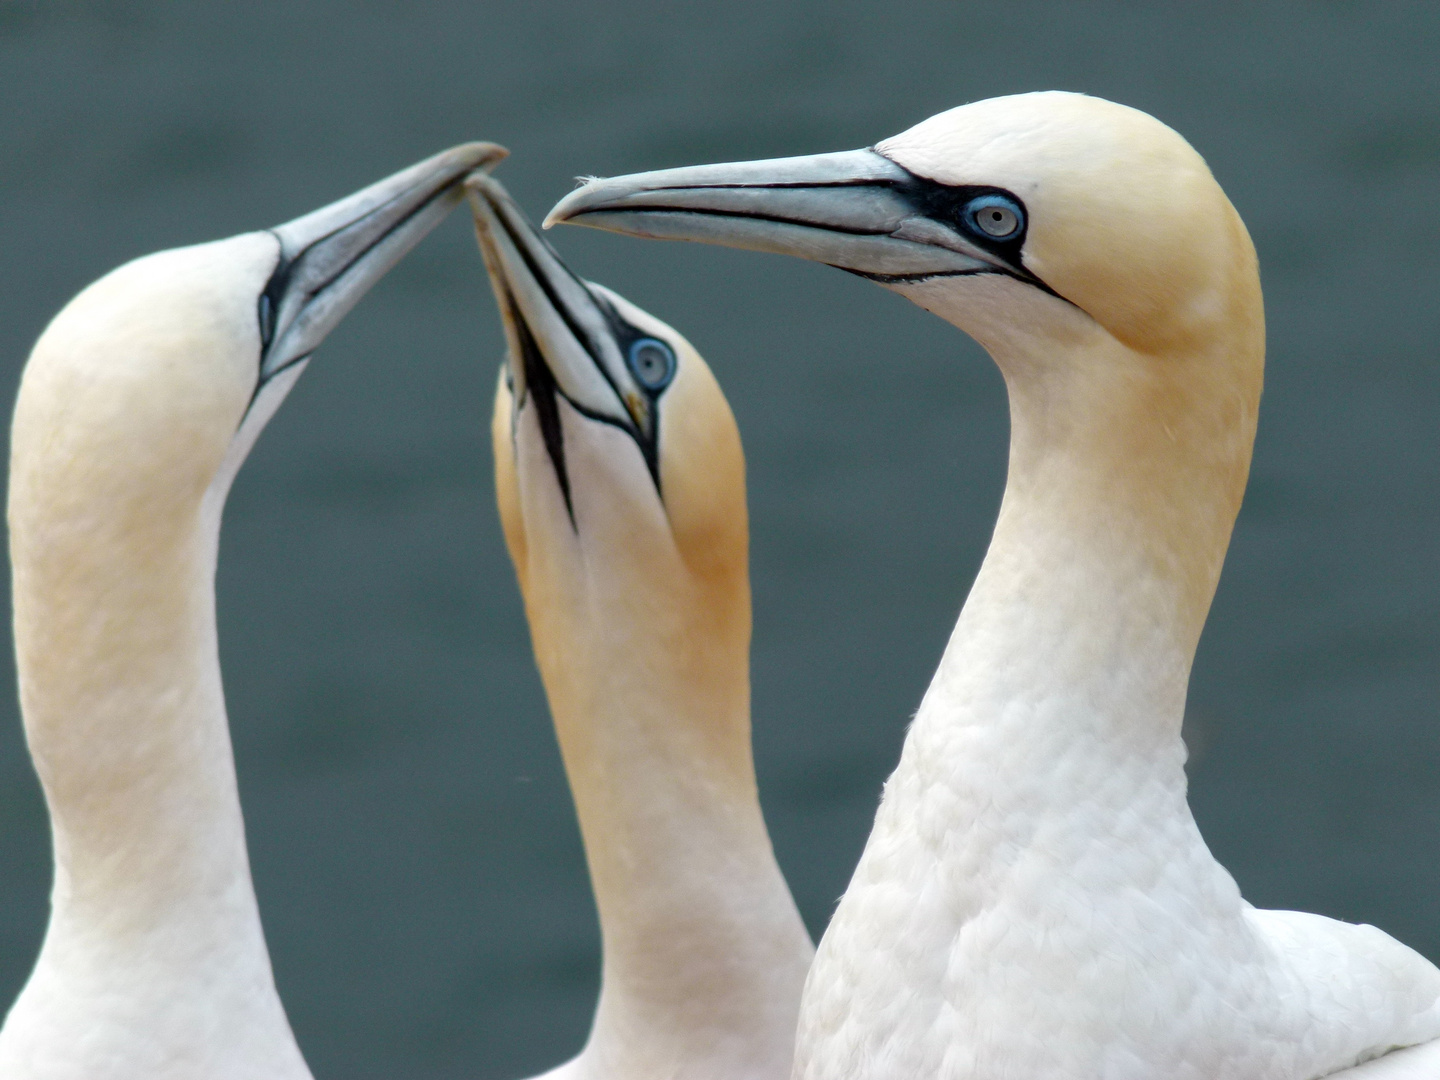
[467,174,813,1080]
[0,141,504,1080]
[546,93,1440,1078]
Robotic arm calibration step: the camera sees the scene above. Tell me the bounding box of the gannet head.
[546,92,1259,363]
[10,142,506,561]
[470,175,749,737]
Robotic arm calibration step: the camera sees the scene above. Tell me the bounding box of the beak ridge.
[262,141,508,379]
[544,148,907,227]
[542,147,996,281]
[466,174,644,431]
[466,174,635,425]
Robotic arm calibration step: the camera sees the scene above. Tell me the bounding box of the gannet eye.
[964,195,1024,240]
[628,338,676,392]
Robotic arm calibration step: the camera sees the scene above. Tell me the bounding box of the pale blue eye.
[965,194,1024,240]
[628,337,676,391]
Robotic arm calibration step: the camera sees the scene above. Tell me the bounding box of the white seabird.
[546,92,1440,1079]
[0,141,505,1080]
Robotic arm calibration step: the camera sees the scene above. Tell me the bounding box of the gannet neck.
[9,436,296,1073]
[496,347,812,1080]
[915,264,1262,676]
[497,382,813,1080]
[788,278,1274,1079]
[13,385,256,926]
[476,177,811,1079]
[545,559,795,1078]
[2,235,314,1079]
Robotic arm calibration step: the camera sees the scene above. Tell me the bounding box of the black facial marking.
[239,252,303,422]
[482,194,624,401]
[480,186,672,496]
[892,180,1027,260]
[593,157,1071,302]
[507,285,576,527]
[589,290,668,483]
[255,178,460,385]
[257,276,282,352]
[880,174,1067,301]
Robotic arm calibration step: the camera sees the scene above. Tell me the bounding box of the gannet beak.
[260,140,508,380]
[543,148,1017,283]
[466,173,656,443]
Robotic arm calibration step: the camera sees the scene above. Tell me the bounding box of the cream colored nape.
[490,283,812,1080]
[0,234,313,1080]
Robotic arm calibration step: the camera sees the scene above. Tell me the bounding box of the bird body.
[469,177,813,1080]
[0,142,501,1079]
[548,93,1440,1078]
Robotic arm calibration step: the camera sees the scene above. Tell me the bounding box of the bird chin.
[888,272,1097,366]
[200,358,310,534]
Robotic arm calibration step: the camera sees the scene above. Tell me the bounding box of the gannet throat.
[0,141,503,1080]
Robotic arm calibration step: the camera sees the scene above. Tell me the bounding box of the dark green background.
[2,2,1438,1076]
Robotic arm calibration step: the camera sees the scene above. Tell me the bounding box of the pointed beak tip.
[543,177,615,229]
[460,141,509,171]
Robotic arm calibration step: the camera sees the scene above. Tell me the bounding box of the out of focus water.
[1,2,1439,1075]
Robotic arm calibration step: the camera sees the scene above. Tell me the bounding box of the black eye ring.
[963,194,1025,241]
[627,337,676,392]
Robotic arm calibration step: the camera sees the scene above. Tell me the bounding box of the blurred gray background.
[2,1,1439,1075]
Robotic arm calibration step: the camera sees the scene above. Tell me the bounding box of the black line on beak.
[506,285,576,529]
[567,169,1072,305]
[478,184,666,494]
[255,180,465,390]
[479,187,625,409]
[576,202,895,239]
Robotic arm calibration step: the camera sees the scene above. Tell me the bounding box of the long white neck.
[515,504,812,1077]
[551,648,813,1080]
[907,273,1259,913]
[793,277,1263,1078]
[1,389,311,1078]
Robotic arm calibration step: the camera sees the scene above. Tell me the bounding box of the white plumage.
[548,91,1440,1078]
